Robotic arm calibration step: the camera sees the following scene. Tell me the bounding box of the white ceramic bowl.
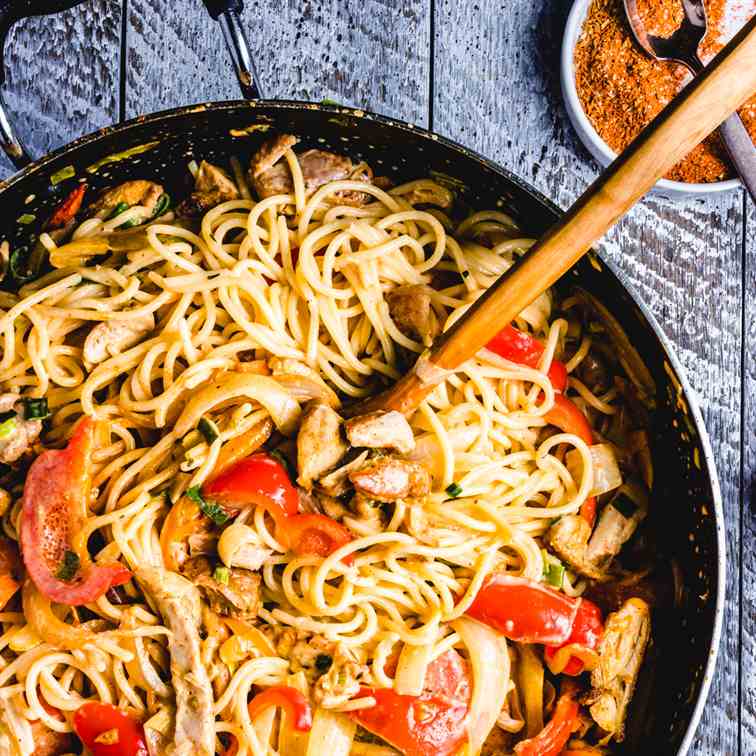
[561,0,741,199]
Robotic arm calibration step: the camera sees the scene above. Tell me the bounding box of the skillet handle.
[0,0,88,168]
[200,0,262,100]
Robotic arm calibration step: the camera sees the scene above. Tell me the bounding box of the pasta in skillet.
[0,134,657,756]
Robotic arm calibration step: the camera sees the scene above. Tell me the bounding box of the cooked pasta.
[0,136,656,756]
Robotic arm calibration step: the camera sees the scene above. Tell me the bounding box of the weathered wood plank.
[740,197,755,756]
[125,0,430,127]
[433,1,743,752]
[0,0,122,177]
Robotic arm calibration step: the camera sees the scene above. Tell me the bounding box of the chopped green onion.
[611,493,639,519]
[445,482,463,498]
[17,214,35,225]
[50,165,75,185]
[315,654,333,672]
[321,98,342,106]
[0,417,16,440]
[213,566,230,585]
[56,550,80,582]
[198,417,220,444]
[118,217,142,229]
[543,560,565,588]
[107,201,130,220]
[186,485,229,526]
[9,247,36,284]
[22,398,49,420]
[152,193,171,218]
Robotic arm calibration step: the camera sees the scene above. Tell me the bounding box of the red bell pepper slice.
[247,686,313,732]
[487,325,568,393]
[513,688,580,756]
[20,417,131,606]
[465,573,580,646]
[73,701,148,756]
[202,452,298,529]
[280,513,354,564]
[544,394,596,526]
[351,649,472,756]
[47,184,87,230]
[544,598,604,676]
[0,538,21,610]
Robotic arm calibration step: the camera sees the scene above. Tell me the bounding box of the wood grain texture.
[0,0,122,177]
[433,2,743,753]
[740,197,755,755]
[125,0,430,126]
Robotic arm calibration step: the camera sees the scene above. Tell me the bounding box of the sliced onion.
[305,708,356,756]
[274,373,340,409]
[22,581,97,650]
[394,641,434,697]
[566,443,622,497]
[517,643,544,737]
[452,617,510,754]
[175,373,301,437]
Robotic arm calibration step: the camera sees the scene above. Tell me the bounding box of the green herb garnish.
[213,566,230,585]
[17,214,35,225]
[611,493,639,519]
[152,194,171,218]
[22,397,49,420]
[9,247,36,284]
[108,201,130,220]
[0,417,16,440]
[445,482,463,498]
[186,485,229,526]
[56,550,80,581]
[544,560,565,588]
[50,165,75,186]
[198,417,220,444]
[315,654,333,672]
[321,98,342,107]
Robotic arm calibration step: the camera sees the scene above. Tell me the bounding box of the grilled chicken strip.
[547,492,647,580]
[349,457,431,502]
[0,393,42,464]
[249,133,372,205]
[83,313,155,365]
[386,285,441,346]
[88,180,164,219]
[585,597,651,741]
[344,410,415,454]
[177,160,240,216]
[137,568,214,756]
[296,401,348,489]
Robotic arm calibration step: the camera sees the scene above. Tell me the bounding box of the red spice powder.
[574,0,756,184]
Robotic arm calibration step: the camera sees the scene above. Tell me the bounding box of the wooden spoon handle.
[366,15,756,416]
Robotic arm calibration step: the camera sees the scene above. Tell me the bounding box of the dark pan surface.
[0,100,725,756]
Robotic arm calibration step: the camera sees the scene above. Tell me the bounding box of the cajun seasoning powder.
[574,0,756,183]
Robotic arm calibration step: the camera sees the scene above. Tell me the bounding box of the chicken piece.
[89,180,164,219]
[547,494,647,581]
[0,393,42,464]
[296,401,348,489]
[250,133,300,178]
[250,134,371,205]
[399,183,453,209]
[185,558,261,620]
[137,568,214,756]
[386,285,440,346]
[317,450,369,497]
[83,313,155,365]
[187,530,218,557]
[349,457,431,503]
[585,598,651,741]
[177,160,240,216]
[345,410,415,454]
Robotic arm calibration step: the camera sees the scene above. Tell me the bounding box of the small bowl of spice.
[561,0,756,198]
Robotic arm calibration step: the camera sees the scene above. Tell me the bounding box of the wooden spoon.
[356,15,756,417]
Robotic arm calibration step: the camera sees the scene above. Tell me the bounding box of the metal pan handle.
[200,0,262,100]
[0,0,88,168]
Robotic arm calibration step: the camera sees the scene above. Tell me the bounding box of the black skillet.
[0,1,725,754]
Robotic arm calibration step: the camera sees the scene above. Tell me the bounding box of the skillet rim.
[0,97,726,755]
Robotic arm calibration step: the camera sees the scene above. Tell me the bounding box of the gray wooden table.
[1,1,752,752]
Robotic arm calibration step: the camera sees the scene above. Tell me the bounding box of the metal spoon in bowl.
[624,0,756,201]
